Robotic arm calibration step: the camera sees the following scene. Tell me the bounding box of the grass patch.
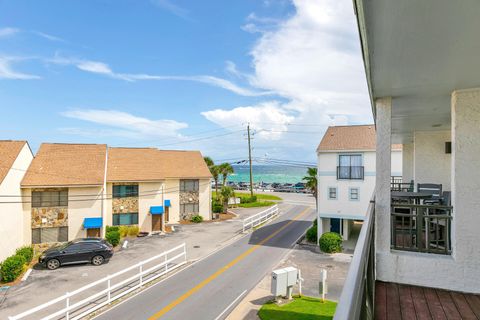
[212,192,282,201]
[258,296,337,320]
[238,201,275,208]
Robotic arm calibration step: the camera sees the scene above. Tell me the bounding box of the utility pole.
[247,123,254,197]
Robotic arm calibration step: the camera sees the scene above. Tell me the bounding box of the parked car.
[39,238,114,270]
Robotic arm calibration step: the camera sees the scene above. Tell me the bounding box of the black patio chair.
[417,183,442,205]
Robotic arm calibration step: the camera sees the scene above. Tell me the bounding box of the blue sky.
[0,0,372,163]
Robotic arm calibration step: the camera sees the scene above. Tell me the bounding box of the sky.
[0,0,372,163]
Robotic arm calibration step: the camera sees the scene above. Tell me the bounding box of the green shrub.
[190,215,203,223]
[213,203,223,213]
[127,225,139,236]
[1,255,26,282]
[306,225,317,243]
[105,230,120,247]
[312,218,317,227]
[240,196,257,204]
[319,232,343,253]
[106,226,119,233]
[118,226,129,238]
[15,246,34,264]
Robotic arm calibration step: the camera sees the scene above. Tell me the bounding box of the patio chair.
[417,183,442,205]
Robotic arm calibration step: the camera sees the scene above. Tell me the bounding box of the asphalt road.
[93,204,315,320]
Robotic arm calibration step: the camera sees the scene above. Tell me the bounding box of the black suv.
[39,238,114,270]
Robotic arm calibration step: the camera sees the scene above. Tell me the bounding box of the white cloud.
[32,31,66,43]
[61,109,188,139]
[0,56,41,80]
[201,101,295,140]
[202,0,371,160]
[150,0,191,20]
[49,55,271,96]
[0,27,19,38]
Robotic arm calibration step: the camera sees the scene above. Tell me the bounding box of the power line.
[156,130,244,147]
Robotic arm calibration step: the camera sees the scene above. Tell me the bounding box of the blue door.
[331,218,341,234]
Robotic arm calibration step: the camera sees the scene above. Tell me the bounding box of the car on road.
[39,238,114,270]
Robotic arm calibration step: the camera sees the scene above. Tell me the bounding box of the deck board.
[376,282,480,320]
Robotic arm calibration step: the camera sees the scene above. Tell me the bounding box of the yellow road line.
[148,207,311,319]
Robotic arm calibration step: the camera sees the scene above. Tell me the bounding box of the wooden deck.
[375,281,480,319]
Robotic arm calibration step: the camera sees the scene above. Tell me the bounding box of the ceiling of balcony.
[357,0,480,143]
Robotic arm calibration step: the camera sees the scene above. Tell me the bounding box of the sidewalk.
[0,206,267,318]
[227,242,354,320]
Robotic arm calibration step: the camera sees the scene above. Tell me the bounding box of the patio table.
[391,191,433,204]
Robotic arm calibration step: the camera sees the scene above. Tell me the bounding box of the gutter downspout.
[101,146,108,237]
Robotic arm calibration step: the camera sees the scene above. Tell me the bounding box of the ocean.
[228,165,308,184]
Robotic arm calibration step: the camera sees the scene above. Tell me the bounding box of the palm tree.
[204,156,221,199]
[220,186,235,213]
[219,163,234,186]
[303,167,318,209]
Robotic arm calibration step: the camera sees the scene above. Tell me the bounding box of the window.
[337,154,364,180]
[112,213,139,225]
[31,227,68,244]
[349,188,360,201]
[180,180,199,192]
[113,185,138,198]
[180,203,199,214]
[328,187,337,200]
[32,191,68,207]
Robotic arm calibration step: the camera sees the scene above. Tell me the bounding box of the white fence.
[242,205,279,233]
[9,243,187,320]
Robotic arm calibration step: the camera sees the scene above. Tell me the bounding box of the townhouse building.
[16,143,211,246]
[316,125,402,240]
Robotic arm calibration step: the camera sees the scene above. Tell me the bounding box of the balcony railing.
[337,166,364,180]
[391,203,452,255]
[390,176,414,192]
[333,197,375,320]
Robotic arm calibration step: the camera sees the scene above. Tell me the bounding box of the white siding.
[0,144,33,261]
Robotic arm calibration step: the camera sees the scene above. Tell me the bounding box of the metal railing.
[9,243,187,320]
[242,205,279,233]
[334,197,375,320]
[391,203,452,254]
[337,166,364,180]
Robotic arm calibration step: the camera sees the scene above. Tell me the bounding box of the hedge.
[106,230,120,247]
[319,232,343,253]
[240,196,257,204]
[190,215,203,223]
[15,246,34,264]
[106,226,119,233]
[305,224,317,243]
[1,255,26,283]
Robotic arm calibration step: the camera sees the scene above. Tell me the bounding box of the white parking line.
[214,290,247,320]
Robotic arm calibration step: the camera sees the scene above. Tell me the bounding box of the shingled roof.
[0,140,28,185]
[21,143,107,187]
[107,148,212,182]
[317,125,402,151]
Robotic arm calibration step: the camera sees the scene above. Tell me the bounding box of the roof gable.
[0,140,27,184]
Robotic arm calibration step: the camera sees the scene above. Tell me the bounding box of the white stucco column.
[402,143,414,183]
[375,97,392,254]
[451,88,480,285]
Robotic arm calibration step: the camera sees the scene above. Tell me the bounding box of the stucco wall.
[0,144,33,261]
[402,143,414,183]
[414,130,451,190]
[68,186,104,239]
[376,89,480,293]
[138,182,164,232]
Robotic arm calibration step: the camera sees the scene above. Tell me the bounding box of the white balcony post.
[375,97,392,257]
[451,88,480,275]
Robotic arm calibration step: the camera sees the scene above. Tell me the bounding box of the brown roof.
[21,143,107,187]
[317,125,402,151]
[0,140,28,184]
[107,148,212,182]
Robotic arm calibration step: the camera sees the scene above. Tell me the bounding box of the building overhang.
[354,0,480,143]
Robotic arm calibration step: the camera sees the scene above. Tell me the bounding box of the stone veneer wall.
[112,197,139,213]
[31,207,68,228]
[31,188,68,228]
[179,191,200,220]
